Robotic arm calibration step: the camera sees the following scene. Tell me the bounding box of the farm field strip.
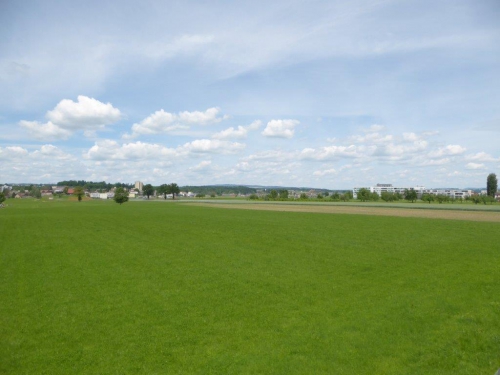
[187,201,500,222]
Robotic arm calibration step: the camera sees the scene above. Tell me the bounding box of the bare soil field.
[190,202,500,222]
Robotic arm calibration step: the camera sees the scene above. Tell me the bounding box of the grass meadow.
[1,198,499,374]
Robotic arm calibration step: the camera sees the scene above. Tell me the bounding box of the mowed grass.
[1,199,499,374]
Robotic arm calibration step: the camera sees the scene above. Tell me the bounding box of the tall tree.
[357,188,371,202]
[487,173,497,197]
[73,186,85,202]
[169,183,180,200]
[404,189,417,203]
[158,184,168,199]
[114,187,129,205]
[143,184,154,199]
[0,192,5,205]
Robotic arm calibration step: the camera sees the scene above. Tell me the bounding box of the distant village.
[1,180,498,203]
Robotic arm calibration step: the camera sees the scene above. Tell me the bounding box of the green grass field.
[1,199,499,374]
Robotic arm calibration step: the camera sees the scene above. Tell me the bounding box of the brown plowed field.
[191,203,500,222]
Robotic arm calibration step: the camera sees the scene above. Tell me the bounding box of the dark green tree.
[158,184,169,199]
[73,186,85,202]
[169,183,180,200]
[0,192,5,205]
[143,184,154,199]
[268,190,278,200]
[278,189,289,200]
[487,173,497,198]
[114,187,129,205]
[300,193,308,200]
[404,189,417,203]
[421,194,434,204]
[31,186,42,199]
[357,188,371,202]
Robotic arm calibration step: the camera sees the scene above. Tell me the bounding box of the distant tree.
[143,184,154,199]
[317,193,324,199]
[471,195,481,205]
[487,173,497,197]
[73,186,85,202]
[278,189,289,200]
[114,187,129,205]
[249,193,259,200]
[210,192,216,198]
[381,192,398,202]
[158,184,169,199]
[357,188,371,202]
[435,194,447,204]
[196,193,205,198]
[404,189,417,203]
[370,192,379,201]
[0,192,5,205]
[63,186,69,194]
[169,183,180,200]
[331,192,340,201]
[324,192,329,197]
[421,194,434,204]
[268,190,278,200]
[300,193,308,200]
[31,186,42,199]
[344,191,353,200]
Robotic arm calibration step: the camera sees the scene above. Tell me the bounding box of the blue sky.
[1,0,499,188]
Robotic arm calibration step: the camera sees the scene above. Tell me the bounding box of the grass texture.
[1,199,499,374]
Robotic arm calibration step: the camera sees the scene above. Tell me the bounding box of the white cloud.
[0,146,29,160]
[85,138,244,162]
[190,160,212,171]
[18,96,121,141]
[19,120,72,141]
[465,162,486,170]
[313,168,337,177]
[465,152,499,162]
[46,95,121,129]
[429,144,466,158]
[128,107,227,138]
[300,145,361,160]
[182,139,245,154]
[262,119,299,138]
[212,120,262,140]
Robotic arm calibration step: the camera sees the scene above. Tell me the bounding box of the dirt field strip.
[189,202,500,222]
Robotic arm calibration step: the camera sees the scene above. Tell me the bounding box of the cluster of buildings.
[352,183,485,200]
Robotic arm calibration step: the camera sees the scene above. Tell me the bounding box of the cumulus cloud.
[46,95,121,129]
[190,160,212,171]
[182,139,245,154]
[465,162,486,170]
[300,145,361,160]
[19,96,121,141]
[429,144,466,158]
[212,120,261,140]
[85,138,244,161]
[313,168,337,177]
[262,119,299,138]
[127,107,227,138]
[19,120,72,141]
[0,146,29,160]
[465,152,499,162]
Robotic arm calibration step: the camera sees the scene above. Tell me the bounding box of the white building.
[353,184,425,199]
[423,189,473,199]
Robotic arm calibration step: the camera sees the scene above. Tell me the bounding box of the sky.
[1,0,499,189]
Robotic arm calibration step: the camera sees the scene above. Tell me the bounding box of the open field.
[187,201,500,222]
[1,199,500,374]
